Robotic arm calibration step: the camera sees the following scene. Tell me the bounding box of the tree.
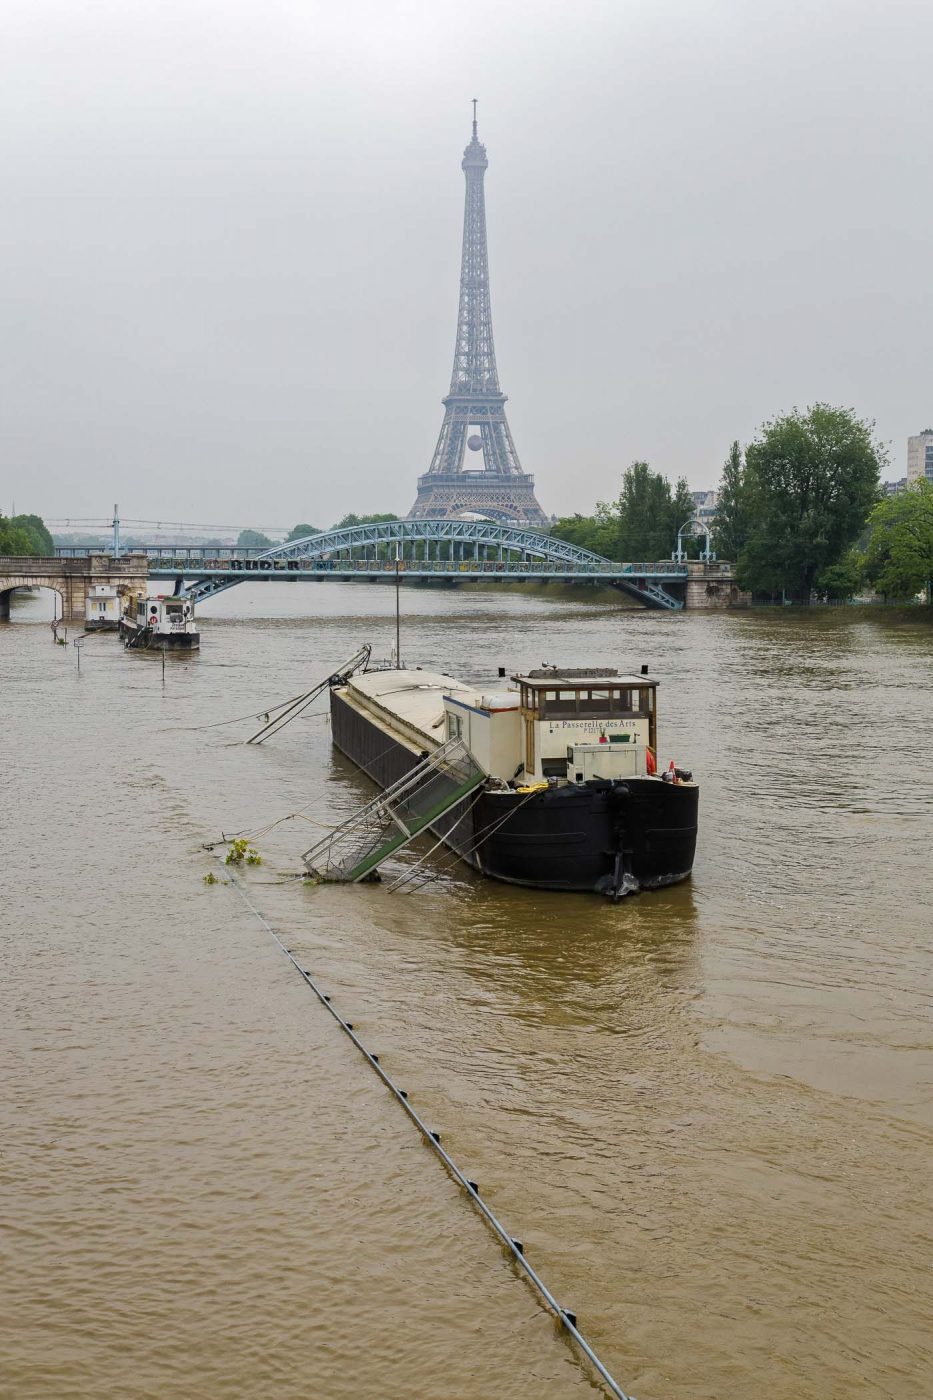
[612,462,665,559]
[713,441,749,562]
[863,480,933,602]
[550,505,617,557]
[0,515,34,554]
[237,528,273,549]
[286,523,321,541]
[551,464,693,561]
[0,512,53,555]
[738,405,884,598]
[14,514,54,553]
[815,549,864,601]
[331,512,398,529]
[669,476,700,558]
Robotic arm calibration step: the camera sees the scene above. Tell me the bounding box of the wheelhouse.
[513,669,658,782]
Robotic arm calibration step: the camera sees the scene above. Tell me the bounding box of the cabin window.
[584,687,632,714]
[447,713,462,740]
[540,689,580,717]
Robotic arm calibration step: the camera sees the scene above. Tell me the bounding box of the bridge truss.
[157,520,687,610]
[44,521,688,609]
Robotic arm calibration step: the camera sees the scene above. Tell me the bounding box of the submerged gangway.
[303,737,485,883]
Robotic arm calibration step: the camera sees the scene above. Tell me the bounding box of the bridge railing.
[53,544,692,576]
[0,555,63,568]
[148,557,619,574]
[145,556,690,577]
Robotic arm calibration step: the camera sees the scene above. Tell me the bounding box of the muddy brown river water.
[2,583,932,1400]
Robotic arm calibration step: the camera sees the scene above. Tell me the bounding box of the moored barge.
[329,665,698,896]
[120,593,200,650]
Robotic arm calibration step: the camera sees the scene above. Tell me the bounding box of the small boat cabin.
[514,669,658,783]
[440,667,659,786]
[84,584,121,631]
[120,592,200,649]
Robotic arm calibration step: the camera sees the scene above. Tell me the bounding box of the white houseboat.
[120,593,200,650]
[84,584,122,631]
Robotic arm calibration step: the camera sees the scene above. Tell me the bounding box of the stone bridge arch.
[0,576,66,620]
[0,554,148,621]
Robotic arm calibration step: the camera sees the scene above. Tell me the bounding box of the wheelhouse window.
[536,685,639,719]
[517,676,657,722]
[583,688,634,715]
[540,688,580,716]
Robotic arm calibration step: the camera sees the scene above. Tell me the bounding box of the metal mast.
[408,104,548,524]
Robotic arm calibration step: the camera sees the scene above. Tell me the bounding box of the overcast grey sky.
[2,0,930,530]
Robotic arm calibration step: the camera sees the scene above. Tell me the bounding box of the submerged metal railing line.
[218,863,635,1400]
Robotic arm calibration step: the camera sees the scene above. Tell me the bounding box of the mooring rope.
[219,862,635,1400]
[181,689,314,731]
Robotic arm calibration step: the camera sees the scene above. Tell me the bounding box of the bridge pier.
[0,553,149,622]
[685,561,750,608]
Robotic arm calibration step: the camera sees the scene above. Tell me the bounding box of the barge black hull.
[331,690,698,895]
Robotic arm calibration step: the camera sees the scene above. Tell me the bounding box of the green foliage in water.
[203,871,220,885]
[224,838,262,866]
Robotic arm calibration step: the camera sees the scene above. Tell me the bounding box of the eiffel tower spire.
[408,106,548,524]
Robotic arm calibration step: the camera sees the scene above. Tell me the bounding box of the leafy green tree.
[286,522,321,541]
[236,528,273,549]
[738,405,884,598]
[815,549,865,600]
[613,464,694,562]
[0,515,34,554]
[14,514,54,553]
[550,505,617,557]
[331,512,398,529]
[552,464,695,561]
[669,476,700,558]
[863,480,933,602]
[713,441,749,562]
[0,512,53,555]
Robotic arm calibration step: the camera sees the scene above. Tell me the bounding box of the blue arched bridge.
[50,519,743,613]
[158,519,689,609]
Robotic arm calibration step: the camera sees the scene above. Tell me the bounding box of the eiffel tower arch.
[408,106,548,526]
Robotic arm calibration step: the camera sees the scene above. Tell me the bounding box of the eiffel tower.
[408,105,548,525]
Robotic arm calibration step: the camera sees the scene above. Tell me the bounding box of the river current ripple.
[2,583,932,1400]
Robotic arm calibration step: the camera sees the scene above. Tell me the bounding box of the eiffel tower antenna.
[408,106,548,524]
